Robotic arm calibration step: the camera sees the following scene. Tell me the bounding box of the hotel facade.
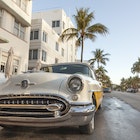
[0,1,76,74]
[0,0,32,74]
[29,9,76,69]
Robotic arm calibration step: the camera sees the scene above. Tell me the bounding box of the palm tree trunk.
[97,61,99,69]
[81,37,84,62]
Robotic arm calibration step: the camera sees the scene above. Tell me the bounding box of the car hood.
[0,72,70,95]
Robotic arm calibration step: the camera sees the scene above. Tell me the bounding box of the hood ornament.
[21,80,29,89]
[16,79,36,89]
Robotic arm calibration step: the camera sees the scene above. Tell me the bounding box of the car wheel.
[79,116,94,134]
[98,102,102,109]
[92,94,96,106]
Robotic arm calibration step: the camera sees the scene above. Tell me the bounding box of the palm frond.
[84,33,96,42]
[87,23,109,35]
[74,8,94,30]
[59,28,78,41]
[75,37,82,47]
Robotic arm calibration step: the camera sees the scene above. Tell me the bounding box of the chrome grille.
[0,94,70,118]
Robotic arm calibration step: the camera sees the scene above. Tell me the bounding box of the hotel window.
[1,62,5,73]
[20,25,25,40]
[14,20,19,36]
[43,31,47,42]
[33,50,38,59]
[55,42,59,51]
[30,30,39,40]
[52,21,55,27]
[52,20,60,27]
[56,21,60,27]
[13,59,19,75]
[29,49,38,60]
[14,20,26,40]
[42,50,47,62]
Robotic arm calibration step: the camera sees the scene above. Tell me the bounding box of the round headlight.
[67,76,83,93]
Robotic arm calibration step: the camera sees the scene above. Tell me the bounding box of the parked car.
[103,87,111,93]
[0,62,103,134]
[126,88,138,93]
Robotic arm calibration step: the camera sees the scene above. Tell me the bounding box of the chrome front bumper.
[0,103,95,127]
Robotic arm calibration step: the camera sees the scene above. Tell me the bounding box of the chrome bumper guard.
[0,103,95,127]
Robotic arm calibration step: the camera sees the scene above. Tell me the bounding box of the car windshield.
[41,64,90,76]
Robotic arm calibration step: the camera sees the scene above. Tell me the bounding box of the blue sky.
[32,0,140,84]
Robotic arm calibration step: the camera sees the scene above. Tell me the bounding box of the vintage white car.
[0,62,103,134]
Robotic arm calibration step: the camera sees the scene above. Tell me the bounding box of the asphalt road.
[0,91,140,140]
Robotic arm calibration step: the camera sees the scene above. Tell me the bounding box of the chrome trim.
[16,79,36,88]
[46,104,62,111]
[67,75,84,93]
[0,104,95,127]
[0,94,70,118]
[71,104,95,114]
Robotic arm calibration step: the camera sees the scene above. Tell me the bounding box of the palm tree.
[120,77,128,91]
[94,66,112,87]
[59,8,108,62]
[120,76,140,91]
[131,58,140,75]
[102,74,112,87]
[132,76,140,88]
[89,49,110,68]
[95,66,107,81]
